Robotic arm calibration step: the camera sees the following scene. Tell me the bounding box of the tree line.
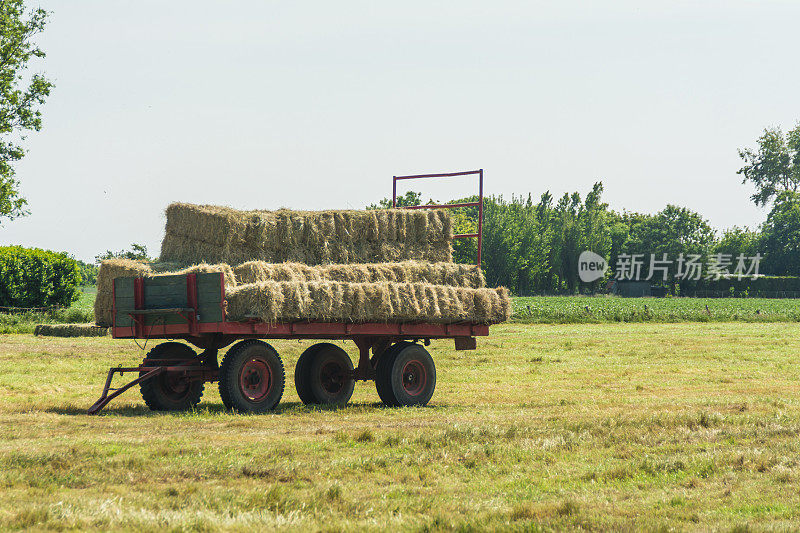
[378,184,799,295]
[375,123,800,295]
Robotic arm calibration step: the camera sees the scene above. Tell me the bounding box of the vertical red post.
[111,279,117,334]
[186,273,198,335]
[218,271,227,326]
[133,277,144,338]
[478,169,483,266]
[392,177,397,208]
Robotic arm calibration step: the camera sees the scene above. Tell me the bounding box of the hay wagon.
[87,270,488,414]
[88,169,490,415]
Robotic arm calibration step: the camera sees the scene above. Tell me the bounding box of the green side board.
[113,273,224,328]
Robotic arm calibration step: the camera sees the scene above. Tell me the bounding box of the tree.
[0,2,53,223]
[368,191,423,209]
[760,192,800,275]
[713,226,760,259]
[577,183,613,290]
[622,205,715,280]
[76,259,98,285]
[737,123,800,207]
[95,243,153,263]
[478,195,549,293]
[552,192,582,292]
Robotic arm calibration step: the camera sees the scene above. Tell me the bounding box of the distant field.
[70,286,96,311]
[513,296,800,323]
[1,323,800,530]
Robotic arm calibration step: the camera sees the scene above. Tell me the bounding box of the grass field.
[2,322,800,530]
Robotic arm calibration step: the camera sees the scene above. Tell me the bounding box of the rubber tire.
[310,343,355,406]
[374,342,408,407]
[375,342,436,407]
[140,342,204,412]
[295,343,355,406]
[294,344,320,405]
[219,340,285,413]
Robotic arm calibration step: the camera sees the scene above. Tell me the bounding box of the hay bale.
[95,258,508,326]
[94,259,236,327]
[233,260,485,288]
[164,203,248,246]
[172,262,237,284]
[159,203,453,265]
[35,323,110,337]
[94,259,152,327]
[161,234,454,265]
[225,280,510,324]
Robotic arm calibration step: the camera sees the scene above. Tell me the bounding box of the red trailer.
[88,170,487,415]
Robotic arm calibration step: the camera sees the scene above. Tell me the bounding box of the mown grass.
[0,287,95,334]
[1,322,800,530]
[513,295,800,323]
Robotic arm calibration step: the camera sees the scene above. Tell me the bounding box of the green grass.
[0,287,95,334]
[513,295,800,323]
[2,323,800,530]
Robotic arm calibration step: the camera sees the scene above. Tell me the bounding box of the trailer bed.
[111,271,489,345]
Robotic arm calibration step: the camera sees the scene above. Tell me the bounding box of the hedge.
[0,246,81,308]
[678,276,800,296]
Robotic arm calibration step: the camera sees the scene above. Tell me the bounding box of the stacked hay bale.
[159,203,453,265]
[226,280,509,324]
[233,260,485,287]
[93,260,236,327]
[94,259,509,326]
[93,203,511,327]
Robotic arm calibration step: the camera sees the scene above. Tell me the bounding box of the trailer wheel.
[140,342,204,412]
[294,345,318,405]
[295,343,355,406]
[219,340,285,413]
[375,342,436,407]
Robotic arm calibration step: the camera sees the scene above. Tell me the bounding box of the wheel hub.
[401,360,426,396]
[163,372,190,396]
[239,358,272,401]
[320,361,345,395]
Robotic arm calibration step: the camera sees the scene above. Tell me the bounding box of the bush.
[679,276,800,297]
[0,246,81,308]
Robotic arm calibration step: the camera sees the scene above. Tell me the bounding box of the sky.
[2,0,799,262]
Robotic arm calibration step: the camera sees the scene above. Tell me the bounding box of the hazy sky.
[2,1,799,262]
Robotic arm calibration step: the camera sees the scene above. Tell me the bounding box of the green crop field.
[513,296,800,323]
[2,322,800,530]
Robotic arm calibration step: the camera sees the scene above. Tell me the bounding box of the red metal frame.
[392,169,484,265]
[112,319,488,340]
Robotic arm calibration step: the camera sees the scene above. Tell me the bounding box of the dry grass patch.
[0,323,800,530]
